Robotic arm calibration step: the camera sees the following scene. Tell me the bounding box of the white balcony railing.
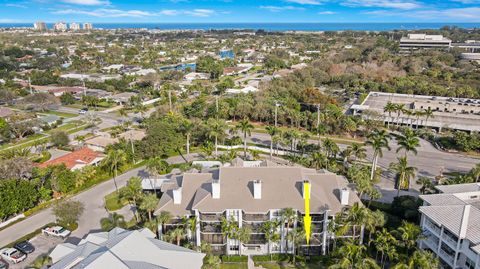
[425,221,441,236]
[442,235,459,249]
[439,249,455,265]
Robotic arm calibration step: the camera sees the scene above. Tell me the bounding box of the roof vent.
[212,180,220,199]
[340,188,350,206]
[253,180,262,199]
[303,180,311,200]
[173,187,182,205]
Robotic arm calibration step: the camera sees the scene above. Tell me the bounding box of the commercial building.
[33,21,47,31]
[49,228,205,269]
[53,22,67,32]
[350,92,480,132]
[156,159,361,256]
[69,22,80,31]
[419,183,480,269]
[83,22,93,30]
[400,34,452,50]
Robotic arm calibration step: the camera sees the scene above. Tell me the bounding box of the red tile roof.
[39,148,103,170]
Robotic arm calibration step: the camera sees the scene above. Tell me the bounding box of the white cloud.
[53,8,155,17]
[318,11,336,14]
[61,0,110,5]
[184,9,215,17]
[5,3,27,8]
[159,9,180,16]
[365,7,480,20]
[284,0,322,4]
[342,0,422,10]
[260,5,305,12]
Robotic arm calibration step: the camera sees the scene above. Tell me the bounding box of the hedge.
[252,254,290,262]
[221,255,248,263]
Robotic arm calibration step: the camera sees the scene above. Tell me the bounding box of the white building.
[400,34,452,50]
[225,85,259,95]
[49,228,205,269]
[419,183,480,269]
[53,22,67,32]
[33,21,47,31]
[69,22,80,31]
[83,22,93,30]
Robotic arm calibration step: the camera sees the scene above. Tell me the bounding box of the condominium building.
[419,183,480,269]
[400,34,452,50]
[69,22,80,31]
[155,159,361,256]
[53,21,67,31]
[33,21,47,31]
[83,22,93,30]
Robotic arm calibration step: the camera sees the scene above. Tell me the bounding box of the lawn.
[220,264,248,269]
[0,133,47,151]
[104,187,129,211]
[43,110,77,118]
[255,262,326,269]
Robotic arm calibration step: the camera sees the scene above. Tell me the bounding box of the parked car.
[0,258,8,269]
[78,108,89,114]
[42,226,71,238]
[14,241,34,254]
[0,248,26,264]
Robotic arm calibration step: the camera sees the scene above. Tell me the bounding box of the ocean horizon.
[1,22,480,31]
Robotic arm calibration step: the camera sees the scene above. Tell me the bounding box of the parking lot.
[7,235,63,269]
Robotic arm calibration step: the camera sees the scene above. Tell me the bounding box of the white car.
[42,226,71,238]
[0,248,27,263]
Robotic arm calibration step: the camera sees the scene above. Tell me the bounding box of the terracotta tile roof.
[39,147,103,170]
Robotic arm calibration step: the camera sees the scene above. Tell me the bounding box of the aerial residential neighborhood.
[0,1,480,269]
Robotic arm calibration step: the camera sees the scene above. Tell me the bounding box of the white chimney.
[460,205,471,239]
[253,180,262,199]
[173,187,182,205]
[303,180,311,199]
[340,188,350,206]
[212,180,220,199]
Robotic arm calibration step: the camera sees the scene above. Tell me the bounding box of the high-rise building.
[69,22,80,31]
[83,23,93,30]
[53,22,67,31]
[33,21,47,31]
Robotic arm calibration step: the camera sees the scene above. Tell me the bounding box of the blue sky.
[0,0,479,23]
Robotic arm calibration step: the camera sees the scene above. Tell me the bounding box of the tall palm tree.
[416,177,434,194]
[394,104,405,126]
[323,138,339,159]
[423,107,434,127]
[100,213,127,231]
[470,163,480,182]
[156,211,172,239]
[310,152,328,170]
[280,208,297,254]
[366,129,391,181]
[169,227,186,246]
[265,125,279,159]
[383,102,396,129]
[350,142,367,162]
[120,176,143,222]
[207,118,227,157]
[221,216,239,255]
[373,228,398,268]
[261,220,280,260]
[287,227,305,264]
[413,110,425,129]
[397,221,421,255]
[179,119,194,155]
[140,193,159,222]
[396,129,420,157]
[234,118,254,158]
[389,156,417,196]
[235,226,251,256]
[102,149,127,194]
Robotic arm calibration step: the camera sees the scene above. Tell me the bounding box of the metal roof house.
[419,183,480,269]
[49,228,205,269]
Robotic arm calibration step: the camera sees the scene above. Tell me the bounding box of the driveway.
[8,235,63,269]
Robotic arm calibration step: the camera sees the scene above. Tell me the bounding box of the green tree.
[157,211,173,239]
[140,193,159,222]
[389,156,417,196]
[261,220,281,260]
[416,177,434,194]
[120,176,143,222]
[280,208,297,254]
[366,129,390,181]
[100,213,126,231]
[102,149,127,194]
[265,125,279,159]
[396,129,420,157]
[234,118,254,158]
[396,221,421,255]
[52,200,84,226]
[235,226,251,256]
[287,227,305,264]
[50,131,69,147]
[168,227,187,246]
[207,118,227,157]
[384,102,396,129]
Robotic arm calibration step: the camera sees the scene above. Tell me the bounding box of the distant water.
[1,22,480,31]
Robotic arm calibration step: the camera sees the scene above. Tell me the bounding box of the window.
[466,257,476,269]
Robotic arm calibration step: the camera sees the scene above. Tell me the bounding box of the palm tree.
[169,227,186,246]
[220,216,238,255]
[140,193,159,222]
[373,228,398,268]
[333,240,367,268]
[323,138,339,159]
[413,110,425,129]
[397,221,421,255]
[120,176,143,222]
[201,141,214,159]
[384,102,396,129]
[265,125,279,159]
[389,156,417,196]
[261,220,280,260]
[179,119,194,155]
[394,103,405,126]
[396,129,420,157]
[423,107,434,127]
[310,152,328,170]
[202,254,221,269]
[340,147,353,167]
[235,226,251,256]
[366,129,391,181]
[156,211,172,239]
[350,142,367,162]
[207,118,227,157]
[100,213,126,231]
[234,118,254,158]
[470,163,480,182]
[280,208,297,254]
[287,227,305,264]
[416,177,434,194]
[146,157,170,179]
[102,149,127,194]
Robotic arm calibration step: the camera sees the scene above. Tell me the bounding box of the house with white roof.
[419,183,480,269]
[49,227,205,269]
[225,85,259,95]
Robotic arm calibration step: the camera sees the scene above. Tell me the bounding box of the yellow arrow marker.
[303,181,311,245]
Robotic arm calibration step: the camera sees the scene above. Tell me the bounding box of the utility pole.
[274,101,280,128]
[316,104,320,129]
[215,95,219,119]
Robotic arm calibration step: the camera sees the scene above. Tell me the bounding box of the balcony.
[424,220,441,236]
[243,222,264,233]
[201,223,222,233]
[200,213,223,222]
[246,234,266,245]
[439,249,455,266]
[442,234,459,249]
[311,214,324,222]
[422,236,439,250]
[201,233,225,245]
[243,213,269,222]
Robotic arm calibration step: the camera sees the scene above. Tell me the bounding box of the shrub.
[221,255,248,262]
